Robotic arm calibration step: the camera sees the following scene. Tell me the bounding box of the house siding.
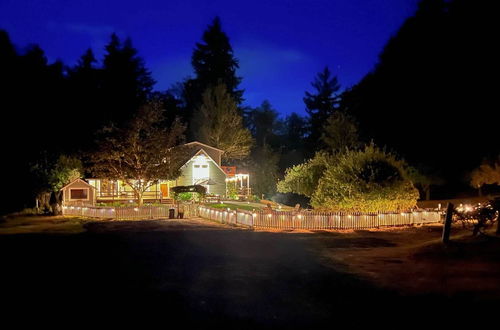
[208,163,226,196]
[62,180,95,206]
[177,161,193,186]
[176,159,226,196]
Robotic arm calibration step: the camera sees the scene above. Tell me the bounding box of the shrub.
[311,145,419,212]
[277,152,332,198]
[175,192,195,202]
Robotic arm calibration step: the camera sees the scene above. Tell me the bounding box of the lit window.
[70,189,88,199]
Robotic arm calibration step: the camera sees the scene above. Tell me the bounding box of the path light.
[297,214,302,219]
[252,213,257,217]
[134,208,139,211]
[267,214,272,218]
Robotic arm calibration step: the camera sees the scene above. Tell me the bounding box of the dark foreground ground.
[1,216,499,327]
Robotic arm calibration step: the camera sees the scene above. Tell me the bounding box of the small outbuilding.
[61,178,96,206]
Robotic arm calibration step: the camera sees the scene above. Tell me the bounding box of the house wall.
[177,158,226,196]
[62,180,95,206]
[177,161,193,186]
[208,163,226,196]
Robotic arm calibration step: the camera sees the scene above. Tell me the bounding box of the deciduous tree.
[193,84,253,161]
[90,101,186,206]
[470,160,500,196]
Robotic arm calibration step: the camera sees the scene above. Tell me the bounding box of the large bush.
[277,152,332,198]
[310,145,419,212]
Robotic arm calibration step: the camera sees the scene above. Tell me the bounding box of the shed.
[61,178,96,206]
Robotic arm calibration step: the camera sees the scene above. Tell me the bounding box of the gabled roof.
[60,178,95,191]
[184,141,224,153]
[180,149,227,176]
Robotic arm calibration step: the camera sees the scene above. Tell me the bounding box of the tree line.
[0,0,497,213]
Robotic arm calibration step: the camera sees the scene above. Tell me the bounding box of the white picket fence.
[62,204,197,220]
[197,206,442,230]
[62,203,442,229]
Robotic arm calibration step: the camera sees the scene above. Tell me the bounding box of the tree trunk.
[50,191,63,215]
[137,192,143,207]
[37,192,52,213]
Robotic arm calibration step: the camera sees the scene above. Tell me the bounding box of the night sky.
[0,0,417,115]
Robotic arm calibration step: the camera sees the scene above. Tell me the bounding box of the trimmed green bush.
[311,145,419,212]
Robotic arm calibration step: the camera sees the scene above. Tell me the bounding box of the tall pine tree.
[67,48,102,148]
[303,66,341,151]
[185,17,243,138]
[101,33,155,125]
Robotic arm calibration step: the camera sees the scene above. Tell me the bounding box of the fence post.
[442,203,454,244]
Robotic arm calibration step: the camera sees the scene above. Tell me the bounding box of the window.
[202,165,208,168]
[70,189,88,200]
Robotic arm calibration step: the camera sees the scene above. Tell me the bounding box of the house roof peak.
[185,141,224,153]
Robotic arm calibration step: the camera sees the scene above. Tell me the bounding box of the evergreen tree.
[304,66,341,150]
[67,48,102,148]
[343,0,497,185]
[191,16,243,103]
[249,144,280,199]
[101,33,155,125]
[283,112,308,152]
[185,17,243,136]
[246,100,282,148]
[321,112,360,153]
[279,112,308,172]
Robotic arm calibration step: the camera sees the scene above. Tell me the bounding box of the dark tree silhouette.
[342,0,497,191]
[67,48,102,148]
[246,100,282,148]
[304,66,341,153]
[184,17,243,137]
[101,33,155,125]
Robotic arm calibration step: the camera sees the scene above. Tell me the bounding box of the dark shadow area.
[1,224,497,327]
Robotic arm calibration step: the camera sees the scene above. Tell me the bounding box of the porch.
[88,179,174,204]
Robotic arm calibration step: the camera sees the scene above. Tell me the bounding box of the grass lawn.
[205,202,258,211]
[0,215,87,234]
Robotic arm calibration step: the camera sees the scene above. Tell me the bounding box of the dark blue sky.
[0,0,417,115]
